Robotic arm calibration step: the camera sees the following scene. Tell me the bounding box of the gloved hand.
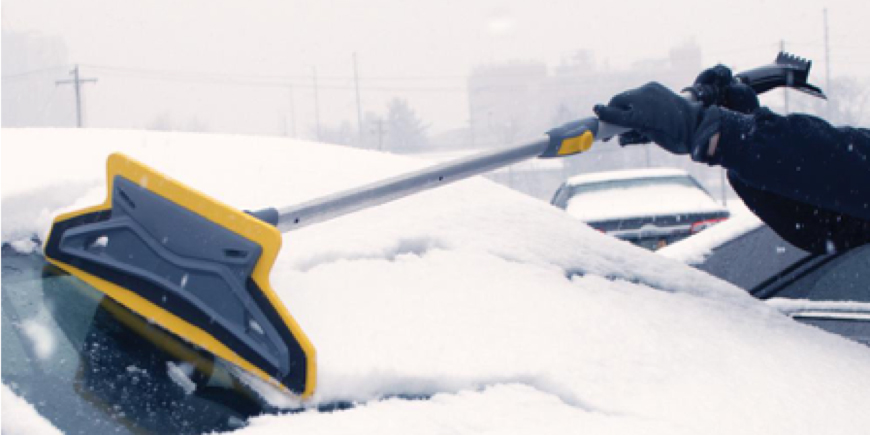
[593,82,718,156]
[684,65,759,114]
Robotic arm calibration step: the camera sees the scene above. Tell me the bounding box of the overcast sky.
[2,0,868,136]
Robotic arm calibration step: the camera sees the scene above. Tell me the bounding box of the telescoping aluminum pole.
[248,118,629,233]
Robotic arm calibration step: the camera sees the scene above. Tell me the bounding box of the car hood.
[4,129,870,434]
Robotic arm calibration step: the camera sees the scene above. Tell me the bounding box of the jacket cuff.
[691,106,755,166]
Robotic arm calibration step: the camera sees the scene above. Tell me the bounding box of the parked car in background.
[660,218,870,347]
[551,168,729,250]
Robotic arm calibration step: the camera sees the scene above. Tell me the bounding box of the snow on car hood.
[3,129,870,435]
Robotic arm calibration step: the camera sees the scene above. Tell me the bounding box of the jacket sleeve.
[707,107,870,221]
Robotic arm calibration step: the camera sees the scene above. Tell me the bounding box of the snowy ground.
[3,129,870,434]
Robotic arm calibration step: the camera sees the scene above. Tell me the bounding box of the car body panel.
[668,222,870,347]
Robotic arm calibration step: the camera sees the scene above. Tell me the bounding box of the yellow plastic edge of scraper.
[44,153,317,399]
[557,131,595,156]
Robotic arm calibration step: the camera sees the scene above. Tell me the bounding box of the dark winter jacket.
[711,108,870,253]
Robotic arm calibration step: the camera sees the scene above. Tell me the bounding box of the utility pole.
[313,67,322,141]
[780,40,789,114]
[56,64,97,128]
[353,53,364,147]
[373,118,386,151]
[824,8,832,119]
[287,85,297,138]
[467,92,476,148]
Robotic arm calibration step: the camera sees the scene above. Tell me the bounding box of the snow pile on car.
[658,208,764,264]
[3,129,870,434]
[1,384,62,435]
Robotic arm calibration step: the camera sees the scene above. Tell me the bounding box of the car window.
[696,225,813,291]
[767,244,870,303]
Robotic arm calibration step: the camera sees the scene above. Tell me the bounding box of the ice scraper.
[43,52,824,398]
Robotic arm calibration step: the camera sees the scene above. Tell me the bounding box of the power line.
[313,67,321,140]
[73,62,700,93]
[77,64,469,92]
[79,62,560,83]
[1,65,67,81]
[353,52,364,144]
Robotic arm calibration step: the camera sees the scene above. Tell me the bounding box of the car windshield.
[1,246,266,434]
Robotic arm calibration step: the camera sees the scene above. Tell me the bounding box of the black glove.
[684,65,759,114]
[594,82,718,156]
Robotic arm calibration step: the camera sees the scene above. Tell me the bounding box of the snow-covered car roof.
[563,167,693,186]
[559,168,726,223]
[3,129,870,434]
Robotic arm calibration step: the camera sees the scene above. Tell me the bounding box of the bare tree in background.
[317,120,357,146]
[792,76,870,126]
[385,98,429,152]
[823,77,870,126]
[146,112,210,133]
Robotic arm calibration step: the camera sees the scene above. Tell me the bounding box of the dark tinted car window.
[695,225,812,291]
[768,244,870,303]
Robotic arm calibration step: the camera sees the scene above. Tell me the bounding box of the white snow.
[658,209,764,264]
[241,384,675,435]
[90,235,109,249]
[564,182,725,222]
[1,384,63,435]
[564,167,692,185]
[19,316,57,360]
[559,169,726,223]
[767,299,870,318]
[167,361,198,395]
[9,238,38,254]
[3,128,870,434]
